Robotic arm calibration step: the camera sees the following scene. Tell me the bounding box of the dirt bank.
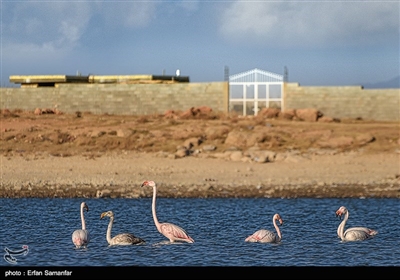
[1,152,399,198]
[1,109,399,198]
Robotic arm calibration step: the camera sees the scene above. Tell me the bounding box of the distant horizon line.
[1,74,399,89]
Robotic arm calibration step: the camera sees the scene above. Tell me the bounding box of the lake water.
[1,197,399,277]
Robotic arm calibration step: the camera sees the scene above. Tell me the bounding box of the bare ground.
[1,109,399,198]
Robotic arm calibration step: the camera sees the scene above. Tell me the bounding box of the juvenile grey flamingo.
[100,210,145,246]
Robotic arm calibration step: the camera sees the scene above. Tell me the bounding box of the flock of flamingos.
[71,180,379,248]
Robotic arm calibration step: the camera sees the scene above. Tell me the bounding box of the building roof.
[9,74,189,87]
[229,68,283,83]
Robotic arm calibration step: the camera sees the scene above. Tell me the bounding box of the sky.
[1,0,399,88]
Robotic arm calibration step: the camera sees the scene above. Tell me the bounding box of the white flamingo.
[140,180,194,243]
[72,202,90,248]
[100,211,145,246]
[245,213,283,243]
[335,206,378,241]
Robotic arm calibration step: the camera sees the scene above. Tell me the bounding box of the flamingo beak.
[100,212,106,219]
[140,181,147,188]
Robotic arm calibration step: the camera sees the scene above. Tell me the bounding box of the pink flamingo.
[140,180,194,243]
[72,202,90,248]
[335,206,378,241]
[245,213,283,243]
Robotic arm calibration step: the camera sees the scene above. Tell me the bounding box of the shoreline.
[1,152,399,198]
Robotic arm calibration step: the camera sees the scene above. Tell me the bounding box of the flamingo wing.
[344,227,377,241]
[347,227,378,236]
[111,233,145,245]
[245,229,276,243]
[159,223,194,243]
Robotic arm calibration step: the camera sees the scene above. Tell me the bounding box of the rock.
[356,133,375,145]
[295,108,323,122]
[230,151,243,161]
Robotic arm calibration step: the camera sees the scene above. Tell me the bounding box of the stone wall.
[0,82,229,115]
[283,83,400,121]
[1,81,398,121]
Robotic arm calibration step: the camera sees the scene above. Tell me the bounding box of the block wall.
[0,82,229,115]
[283,83,399,121]
[1,81,398,121]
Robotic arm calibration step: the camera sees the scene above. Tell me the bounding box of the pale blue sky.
[1,0,399,87]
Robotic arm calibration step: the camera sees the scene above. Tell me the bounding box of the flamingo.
[72,202,90,248]
[335,206,378,241]
[245,213,283,243]
[140,180,194,243]
[100,211,145,246]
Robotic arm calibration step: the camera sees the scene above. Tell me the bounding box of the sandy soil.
[1,109,399,198]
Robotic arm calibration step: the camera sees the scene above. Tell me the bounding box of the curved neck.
[151,185,161,229]
[338,211,349,240]
[106,216,114,243]
[81,205,86,230]
[273,217,282,241]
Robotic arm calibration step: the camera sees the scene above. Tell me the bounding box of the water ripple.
[1,197,399,266]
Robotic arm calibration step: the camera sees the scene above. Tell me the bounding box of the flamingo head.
[82,202,89,212]
[335,206,347,218]
[100,211,114,219]
[140,180,156,188]
[274,214,283,225]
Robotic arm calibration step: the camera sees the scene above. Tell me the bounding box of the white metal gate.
[229,68,284,116]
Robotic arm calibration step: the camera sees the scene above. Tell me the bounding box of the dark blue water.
[1,197,399,268]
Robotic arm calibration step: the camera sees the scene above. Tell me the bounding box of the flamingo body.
[100,211,145,246]
[157,222,194,243]
[140,180,194,243]
[245,213,283,244]
[72,202,90,248]
[72,230,88,247]
[335,206,378,242]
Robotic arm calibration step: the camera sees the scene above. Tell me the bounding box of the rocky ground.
[1,107,399,198]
